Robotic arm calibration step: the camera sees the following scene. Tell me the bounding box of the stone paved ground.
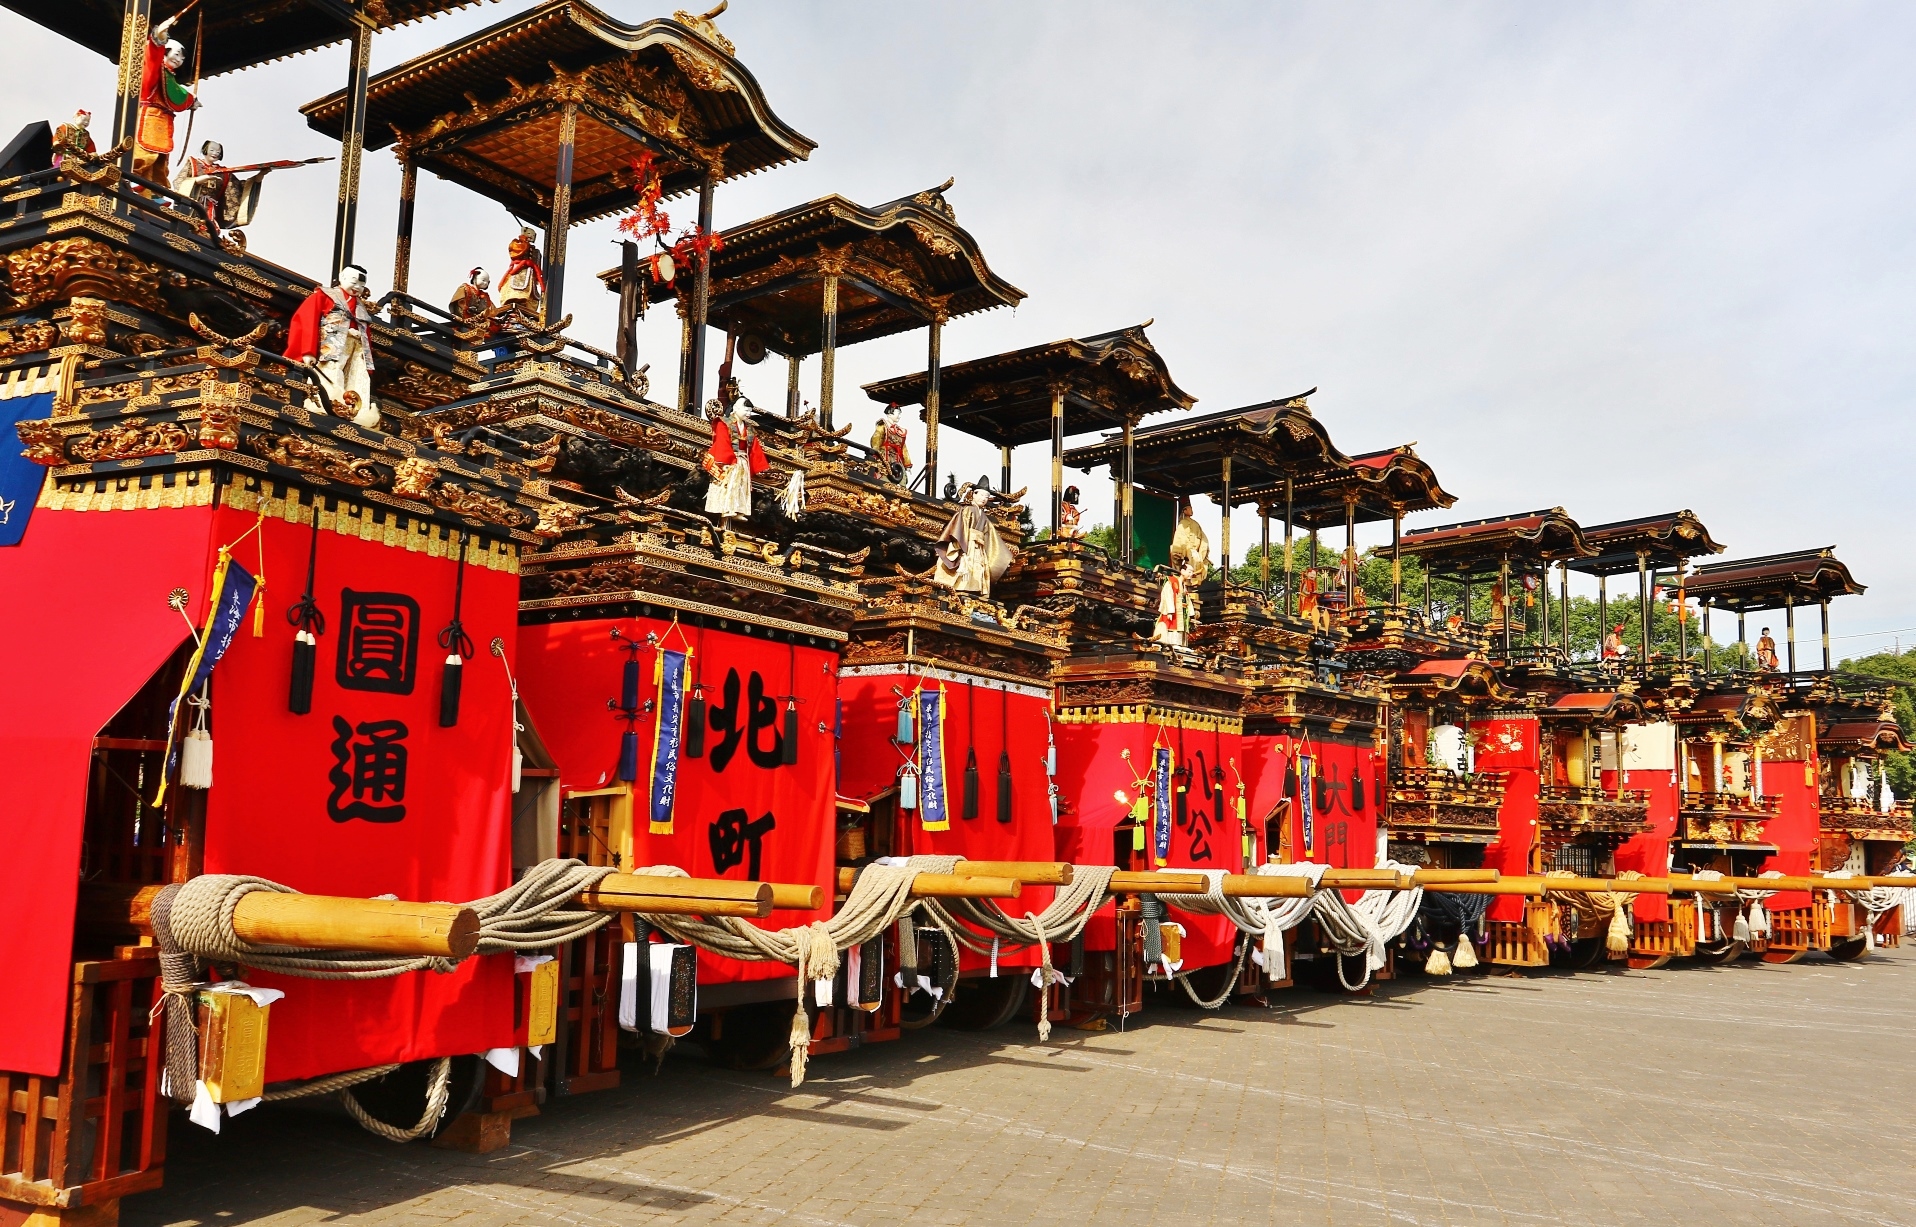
[127,948,1916,1227]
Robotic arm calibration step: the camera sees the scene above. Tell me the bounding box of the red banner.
[1614,770,1677,921]
[517,615,836,983]
[201,504,519,1080]
[840,669,1056,970]
[0,504,216,1075]
[1760,759,1819,911]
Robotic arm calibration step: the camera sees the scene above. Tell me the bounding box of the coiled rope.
[1545,870,1642,957]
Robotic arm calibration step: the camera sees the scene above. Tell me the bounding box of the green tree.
[1836,648,1916,799]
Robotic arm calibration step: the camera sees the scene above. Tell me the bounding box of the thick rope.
[1307,862,1426,987]
[149,884,203,1105]
[1735,870,1783,941]
[1818,868,1903,945]
[337,1057,452,1142]
[634,856,954,1086]
[1546,870,1642,957]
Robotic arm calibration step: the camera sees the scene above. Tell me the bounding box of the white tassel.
[780,469,806,518]
[511,743,524,794]
[1733,910,1751,943]
[1452,933,1478,970]
[180,727,213,790]
[1424,945,1452,976]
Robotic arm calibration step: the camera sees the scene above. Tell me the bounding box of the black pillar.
[331,18,372,277]
[543,101,578,325]
[391,158,417,295]
[112,0,155,177]
[684,172,716,415]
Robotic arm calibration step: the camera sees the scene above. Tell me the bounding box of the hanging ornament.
[437,537,474,728]
[286,512,324,715]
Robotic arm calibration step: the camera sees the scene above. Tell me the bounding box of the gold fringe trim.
[222,481,519,575]
[1056,704,1243,734]
[38,468,218,511]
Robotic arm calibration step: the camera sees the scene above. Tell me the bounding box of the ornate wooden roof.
[1398,508,1593,577]
[1235,445,1455,528]
[302,1,814,221]
[1823,719,1908,754]
[610,181,1022,355]
[1686,547,1864,611]
[860,322,1192,447]
[1062,393,1347,497]
[5,0,484,78]
[1567,510,1725,576]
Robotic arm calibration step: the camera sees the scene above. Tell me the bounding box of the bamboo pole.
[581,894,769,918]
[1109,871,1210,894]
[835,868,1020,899]
[590,874,823,911]
[1541,876,1675,896]
[1106,872,1313,898]
[1411,869,1500,885]
[952,861,1075,886]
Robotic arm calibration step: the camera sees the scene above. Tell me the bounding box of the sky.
[7,1,1913,654]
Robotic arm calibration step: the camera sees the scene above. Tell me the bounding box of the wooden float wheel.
[1827,936,1872,962]
[1761,945,1810,965]
[1690,940,1745,966]
[1626,952,1671,971]
[1556,938,1607,970]
[702,1001,795,1071]
[936,974,1030,1031]
[346,1054,486,1139]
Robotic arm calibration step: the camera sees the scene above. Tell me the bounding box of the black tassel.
[621,657,640,712]
[781,700,799,766]
[1351,771,1366,811]
[288,632,316,714]
[996,750,1012,823]
[685,689,706,758]
[962,748,979,820]
[1284,760,1298,797]
[618,728,640,782]
[438,654,463,728]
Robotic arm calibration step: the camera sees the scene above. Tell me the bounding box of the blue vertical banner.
[153,549,259,805]
[0,385,56,547]
[649,648,688,835]
[1298,753,1315,859]
[1153,745,1174,866]
[918,687,949,831]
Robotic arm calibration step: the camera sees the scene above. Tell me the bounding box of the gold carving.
[248,433,381,487]
[392,457,439,499]
[0,320,58,359]
[67,417,189,462]
[673,4,737,56]
[63,296,108,346]
[432,480,520,526]
[14,417,67,464]
[532,499,580,540]
[7,237,162,312]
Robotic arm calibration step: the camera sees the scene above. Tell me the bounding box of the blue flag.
[154,549,258,805]
[1153,745,1174,865]
[649,648,688,835]
[918,687,949,832]
[1298,753,1315,859]
[0,388,56,547]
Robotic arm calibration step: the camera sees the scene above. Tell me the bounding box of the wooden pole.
[1391,512,1402,607]
[330,17,372,275]
[785,352,801,420]
[1219,455,1233,574]
[86,884,479,958]
[834,868,1018,899]
[1560,560,1570,656]
[1049,385,1065,533]
[1000,444,1012,501]
[112,0,156,177]
[922,311,941,492]
[1786,596,1797,674]
[1821,598,1831,672]
[390,158,417,295]
[1637,550,1651,670]
[1119,415,1137,565]
[1282,478,1294,614]
[542,100,578,324]
[951,861,1074,885]
[1260,505,1271,593]
[685,170,716,411]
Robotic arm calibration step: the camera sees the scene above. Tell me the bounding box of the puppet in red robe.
[702,400,767,523]
[134,15,195,186]
[285,265,379,428]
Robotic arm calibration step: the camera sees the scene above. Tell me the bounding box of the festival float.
[3,0,1916,1222]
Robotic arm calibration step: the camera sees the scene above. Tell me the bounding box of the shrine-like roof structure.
[1236,445,1455,528]
[1398,508,1593,577]
[1823,719,1909,754]
[302,0,814,221]
[613,182,1023,355]
[1062,393,1345,497]
[1567,510,1725,577]
[860,323,1193,447]
[1685,547,1864,611]
[6,0,482,77]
